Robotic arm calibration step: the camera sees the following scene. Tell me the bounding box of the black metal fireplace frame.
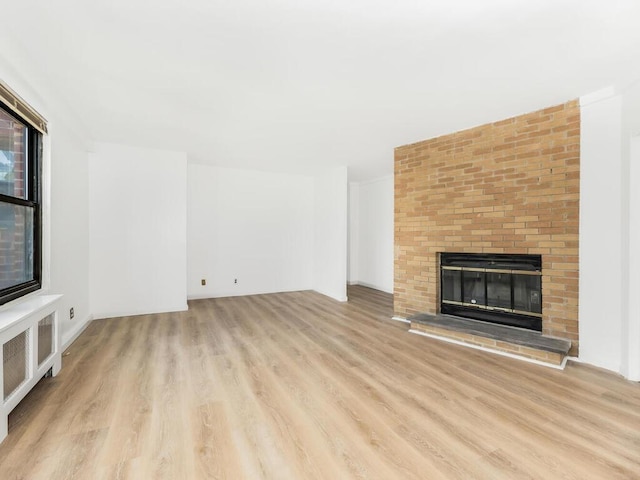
[440,253,543,331]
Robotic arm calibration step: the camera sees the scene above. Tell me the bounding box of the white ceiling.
[4,0,640,180]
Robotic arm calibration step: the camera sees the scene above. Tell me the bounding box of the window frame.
[0,98,42,305]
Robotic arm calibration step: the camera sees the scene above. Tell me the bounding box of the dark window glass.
[0,101,41,304]
[0,203,34,289]
[0,112,28,200]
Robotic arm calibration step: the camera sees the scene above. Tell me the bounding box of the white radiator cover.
[0,295,62,443]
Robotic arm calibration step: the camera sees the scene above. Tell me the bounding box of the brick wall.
[0,114,28,290]
[394,100,580,354]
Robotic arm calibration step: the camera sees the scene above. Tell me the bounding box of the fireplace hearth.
[440,253,542,331]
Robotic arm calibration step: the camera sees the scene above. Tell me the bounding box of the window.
[0,99,42,304]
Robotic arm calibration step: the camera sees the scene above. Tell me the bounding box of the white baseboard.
[313,288,348,302]
[91,303,189,320]
[62,314,93,351]
[187,286,313,301]
[351,281,393,294]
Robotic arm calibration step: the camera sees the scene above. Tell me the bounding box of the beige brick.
[395,100,579,356]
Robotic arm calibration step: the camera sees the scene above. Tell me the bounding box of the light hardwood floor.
[1,286,639,479]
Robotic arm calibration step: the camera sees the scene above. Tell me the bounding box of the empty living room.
[1,1,639,479]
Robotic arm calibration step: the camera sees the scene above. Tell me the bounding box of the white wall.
[0,38,91,348]
[348,182,360,284]
[621,82,640,381]
[89,143,188,319]
[50,123,91,347]
[349,176,394,293]
[187,164,314,299]
[626,136,640,380]
[580,85,640,380]
[314,166,348,301]
[579,89,624,373]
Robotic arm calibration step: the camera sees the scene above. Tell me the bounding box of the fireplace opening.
[440,253,542,331]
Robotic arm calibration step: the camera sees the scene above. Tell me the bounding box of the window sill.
[0,294,63,334]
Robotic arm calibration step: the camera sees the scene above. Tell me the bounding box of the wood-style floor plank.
[1,286,639,479]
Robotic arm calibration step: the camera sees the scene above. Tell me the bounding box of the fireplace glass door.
[462,270,485,306]
[440,253,542,331]
[486,272,511,310]
[513,274,542,315]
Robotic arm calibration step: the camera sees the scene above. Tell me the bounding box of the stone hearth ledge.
[406,313,572,368]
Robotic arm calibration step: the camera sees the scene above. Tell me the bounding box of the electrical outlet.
[201,279,206,286]
[70,307,74,319]
[234,278,238,284]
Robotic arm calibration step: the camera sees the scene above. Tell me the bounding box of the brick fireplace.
[394,100,579,356]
